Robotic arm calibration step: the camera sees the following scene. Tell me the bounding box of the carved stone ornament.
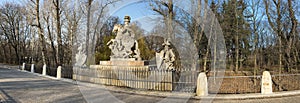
[75,44,87,67]
[156,40,176,70]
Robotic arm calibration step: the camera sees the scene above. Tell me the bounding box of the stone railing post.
[196,72,208,96]
[57,66,62,79]
[31,64,34,73]
[22,63,25,71]
[42,64,47,75]
[261,71,272,94]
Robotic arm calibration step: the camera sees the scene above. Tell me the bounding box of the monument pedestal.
[100,58,148,66]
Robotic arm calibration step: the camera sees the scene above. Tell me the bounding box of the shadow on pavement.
[0,67,86,103]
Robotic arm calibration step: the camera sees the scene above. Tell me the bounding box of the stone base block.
[110,58,136,61]
[100,60,146,66]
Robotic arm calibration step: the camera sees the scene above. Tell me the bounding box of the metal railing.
[21,63,300,94]
[61,66,73,79]
[74,66,174,91]
[172,70,200,93]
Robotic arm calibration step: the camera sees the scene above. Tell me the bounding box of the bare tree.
[83,0,120,65]
[150,0,175,41]
[63,0,82,65]
[90,0,120,64]
[0,3,26,64]
[287,0,298,72]
[41,0,57,66]
[27,0,47,65]
[85,0,93,65]
[264,0,298,72]
[245,0,265,84]
[52,0,63,66]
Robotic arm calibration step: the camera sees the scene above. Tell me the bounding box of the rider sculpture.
[107,16,141,61]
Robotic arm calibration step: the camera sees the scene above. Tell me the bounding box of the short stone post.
[261,71,272,94]
[22,63,25,71]
[196,72,208,96]
[31,64,35,73]
[42,64,47,75]
[57,66,62,79]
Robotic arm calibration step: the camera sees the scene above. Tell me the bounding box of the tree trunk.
[235,35,239,71]
[53,0,63,66]
[203,30,212,72]
[35,0,47,65]
[46,16,58,66]
[294,49,298,71]
[2,45,7,63]
[167,0,174,41]
[12,46,20,64]
[234,1,239,72]
[203,9,215,72]
[86,0,93,65]
[287,0,298,72]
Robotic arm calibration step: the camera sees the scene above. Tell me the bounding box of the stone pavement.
[1,64,300,103]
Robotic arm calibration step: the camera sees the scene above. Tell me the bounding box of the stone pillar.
[57,66,62,79]
[196,72,208,96]
[22,63,25,71]
[31,64,34,73]
[42,64,47,75]
[261,71,272,94]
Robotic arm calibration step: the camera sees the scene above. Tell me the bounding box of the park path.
[0,66,86,103]
[1,65,300,103]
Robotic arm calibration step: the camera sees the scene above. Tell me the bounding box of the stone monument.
[156,39,176,70]
[107,16,141,61]
[100,16,144,66]
[75,15,175,91]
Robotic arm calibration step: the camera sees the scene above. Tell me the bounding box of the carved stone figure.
[107,16,141,60]
[156,40,176,70]
[75,44,87,67]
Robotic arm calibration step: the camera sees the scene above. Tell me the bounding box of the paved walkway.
[1,65,300,103]
[0,66,85,103]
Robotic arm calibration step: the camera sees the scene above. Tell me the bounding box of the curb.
[3,65,300,100]
[194,90,300,100]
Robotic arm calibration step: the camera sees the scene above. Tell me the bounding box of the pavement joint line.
[2,65,300,100]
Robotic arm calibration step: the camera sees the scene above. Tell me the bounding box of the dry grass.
[206,71,300,94]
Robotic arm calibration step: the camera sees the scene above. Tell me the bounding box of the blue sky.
[109,1,162,33]
[2,0,297,34]
[0,0,160,33]
[0,0,22,5]
[111,1,152,21]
